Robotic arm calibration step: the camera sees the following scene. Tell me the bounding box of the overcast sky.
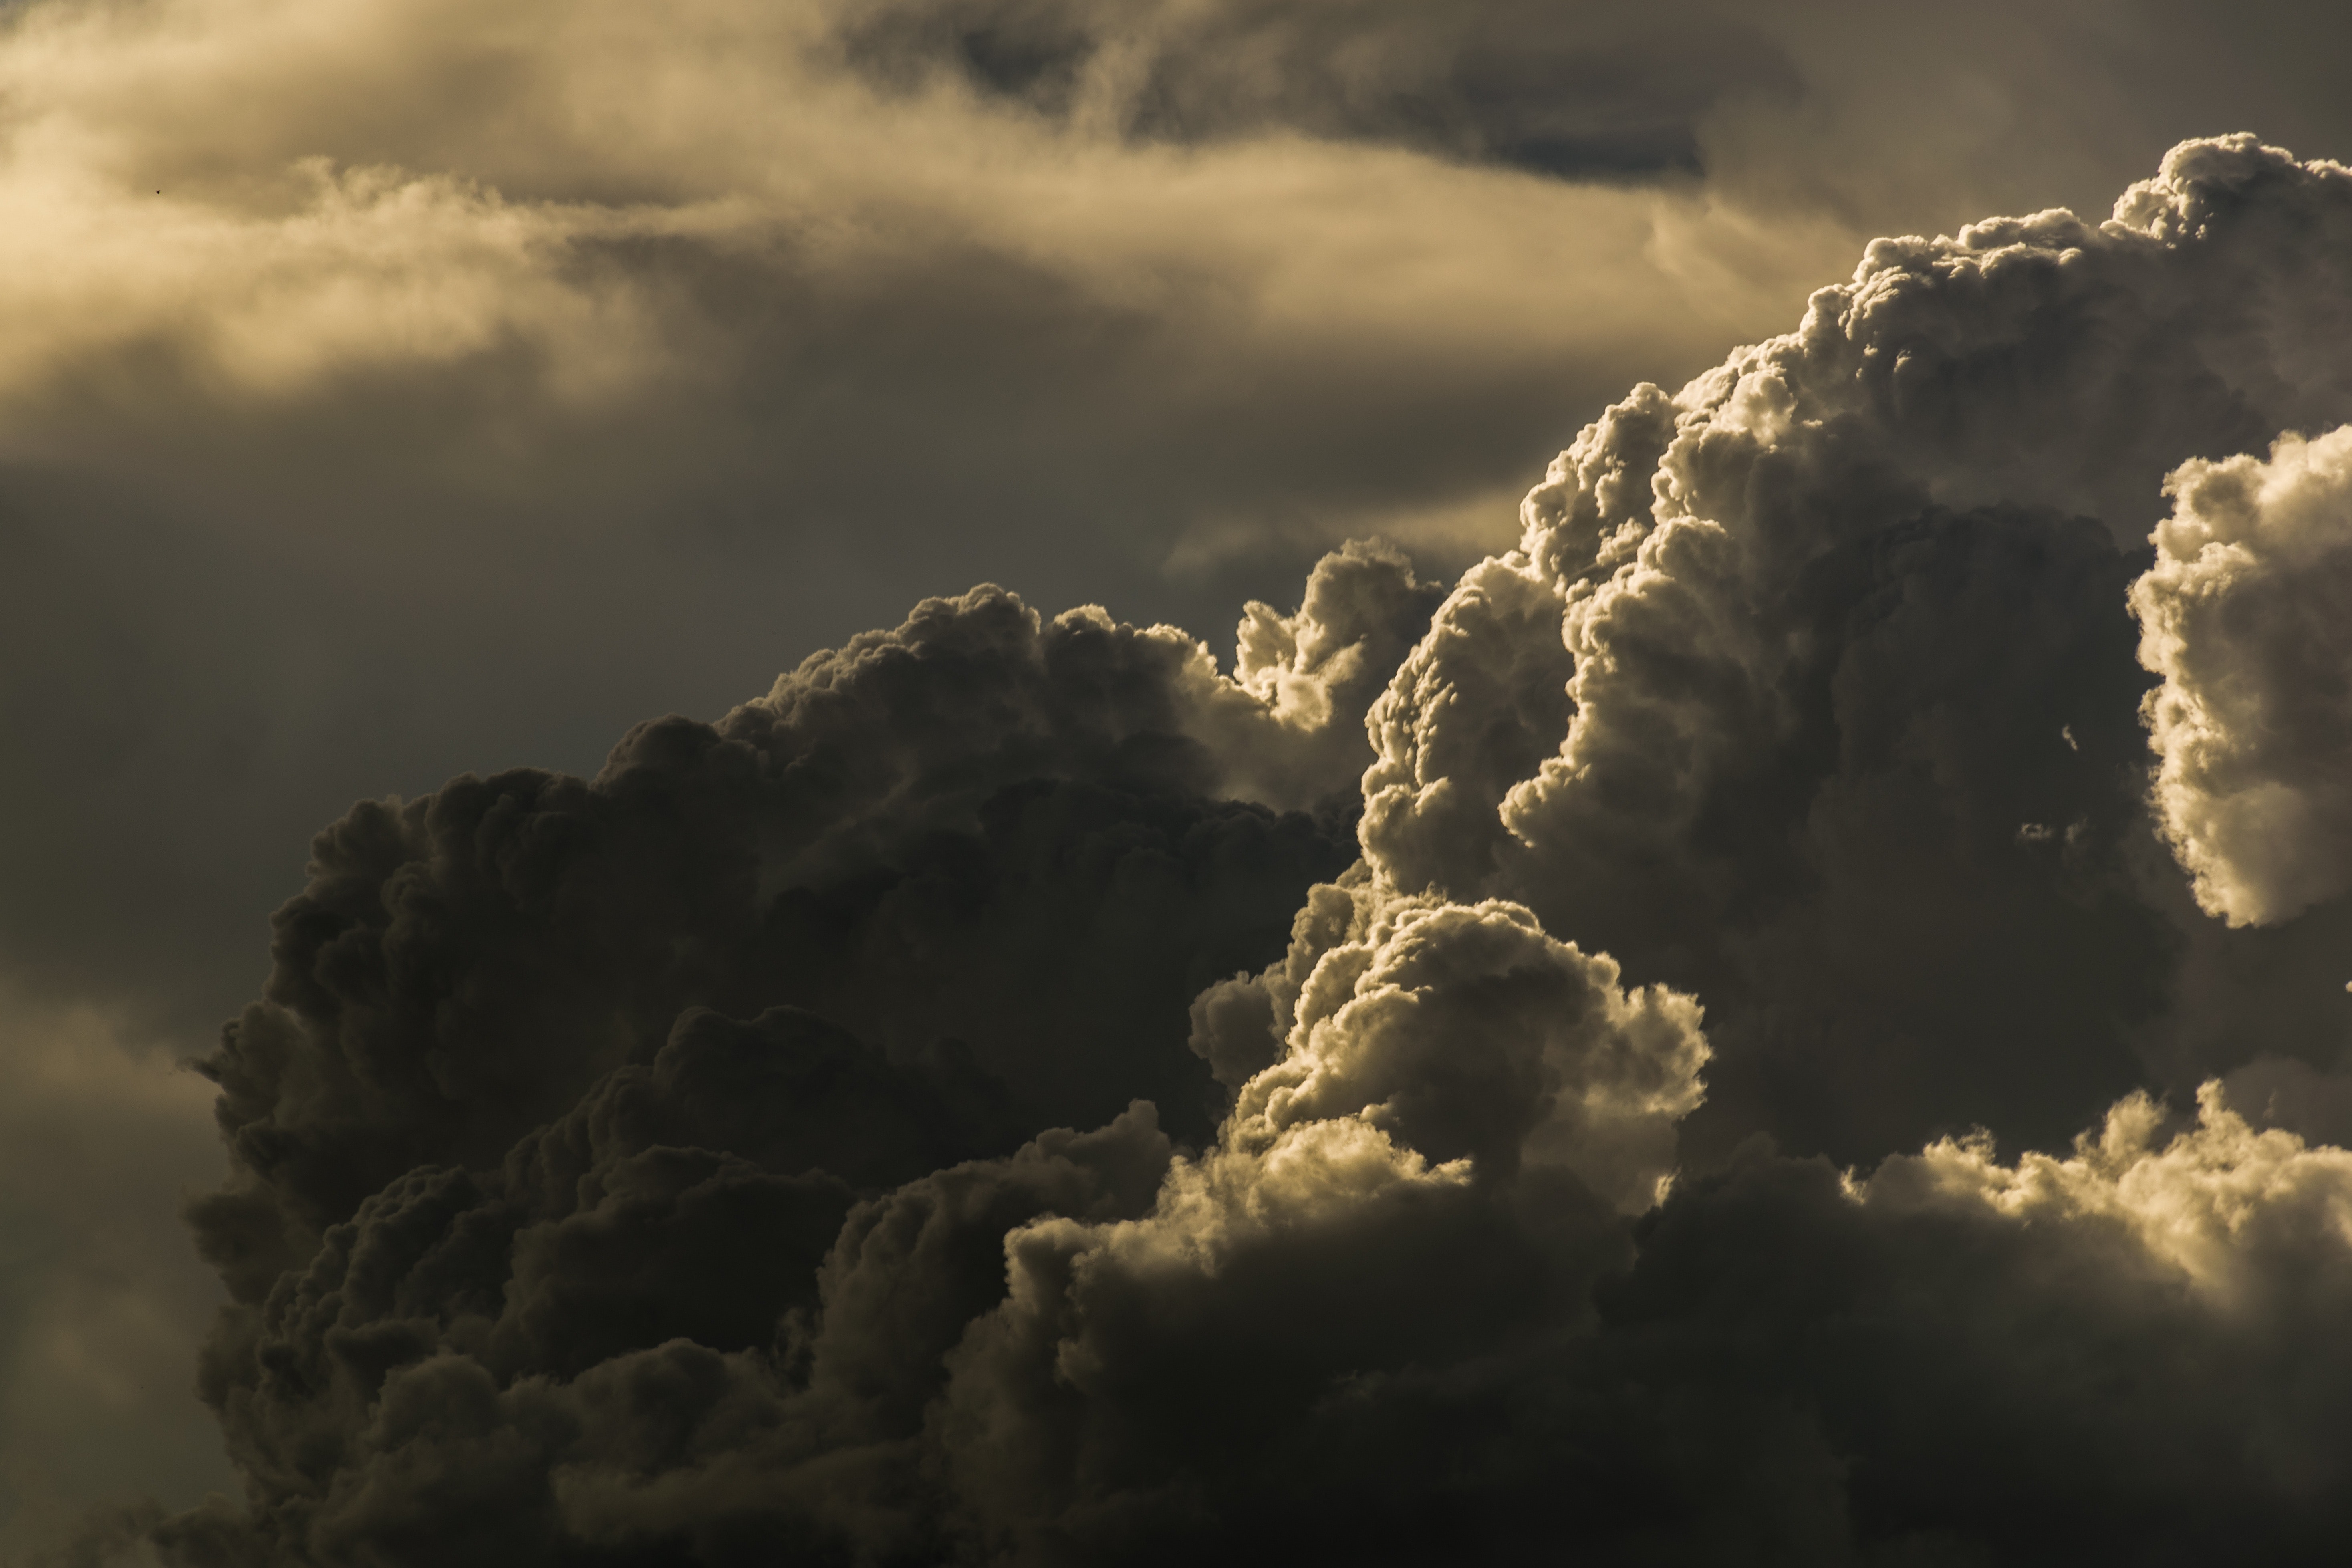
[6,1,2352,1561]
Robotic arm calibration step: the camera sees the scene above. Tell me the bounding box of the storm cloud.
[55,132,2347,1567]
[5,0,2352,1554]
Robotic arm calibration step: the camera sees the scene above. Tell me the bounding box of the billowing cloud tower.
[156,137,2352,1567]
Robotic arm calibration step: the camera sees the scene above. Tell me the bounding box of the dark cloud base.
[129,137,2352,1567]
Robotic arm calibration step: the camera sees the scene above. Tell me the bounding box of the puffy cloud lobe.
[174,1012,1177,1565]
[1215,880,1708,1205]
[1203,539,1447,810]
[1358,555,1579,899]
[2132,425,2352,926]
[923,1084,2352,1564]
[912,881,1705,1561]
[1362,136,2352,1161]
[1886,1082,2352,1302]
[1457,1090,2352,1566]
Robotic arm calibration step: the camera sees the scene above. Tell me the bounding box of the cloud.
[2133,425,2352,926]
[828,0,1802,181]
[1532,1088,2352,1564]
[1,0,2350,1534]
[0,0,1848,1137]
[909,1078,2352,1565]
[1202,876,1707,1206]
[2,0,2352,1552]
[166,1089,1181,1564]
[161,872,1707,1563]
[0,0,1828,545]
[185,558,1436,1304]
[156,959,2352,1562]
[125,135,2352,1566]
[1363,134,2352,1162]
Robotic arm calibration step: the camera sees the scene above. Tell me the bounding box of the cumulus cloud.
[151,552,1450,1561]
[19,0,2352,1129]
[188,558,1437,1300]
[106,135,2352,1568]
[156,928,2352,1563]
[2133,425,2352,926]
[1538,1088,2352,1564]
[1198,875,1706,1206]
[1363,135,2352,1160]
[21,84,2352,1568]
[165,868,1711,1564]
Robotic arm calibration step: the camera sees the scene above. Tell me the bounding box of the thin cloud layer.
[0,0,1822,540]
[830,0,1798,179]
[108,136,2352,1566]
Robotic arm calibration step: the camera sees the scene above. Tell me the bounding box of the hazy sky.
[6,1,2352,1562]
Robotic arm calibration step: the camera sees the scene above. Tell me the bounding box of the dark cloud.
[189,559,1434,1296]
[832,0,1800,182]
[156,559,1438,1560]
[818,0,2352,238]
[176,1018,1177,1563]
[127,135,2352,1568]
[159,915,2352,1566]
[3,0,2352,1546]
[165,877,1697,1564]
[883,1088,2352,1567]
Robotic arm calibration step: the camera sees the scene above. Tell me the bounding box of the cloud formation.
[100,134,2352,1566]
[189,555,1436,1302]
[1365,134,2352,1161]
[2134,425,2352,926]
[10,0,2352,1550]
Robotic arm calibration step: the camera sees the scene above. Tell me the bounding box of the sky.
[5,1,2352,1563]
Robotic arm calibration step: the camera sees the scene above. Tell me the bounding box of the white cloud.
[2133,425,2352,926]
